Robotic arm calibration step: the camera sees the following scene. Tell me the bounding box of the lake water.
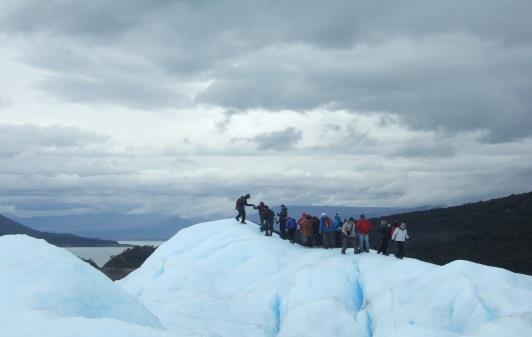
[64,240,166,267]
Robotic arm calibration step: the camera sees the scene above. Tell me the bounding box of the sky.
[1,0,531,219]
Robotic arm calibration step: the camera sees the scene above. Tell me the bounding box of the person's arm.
[391,229,397,241]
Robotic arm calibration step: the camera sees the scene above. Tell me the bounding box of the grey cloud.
[215,109,245,133]
[251,127,303,151]
[3,0,532,141]
[34,75,186,110]
[0,124,108,156]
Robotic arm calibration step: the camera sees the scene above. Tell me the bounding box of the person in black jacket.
[254,202,268,231]
[235,194,253,224]
[277,204,288,239]
[312,216,321,247]
[377,220,392,255]
[264,206,275,236]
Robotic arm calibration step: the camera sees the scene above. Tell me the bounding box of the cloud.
[0,1,532,219]
[250,127,303,151]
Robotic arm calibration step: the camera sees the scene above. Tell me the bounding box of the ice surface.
[120,219,532,337]
[0,235,171,337]
[2,220,531,337]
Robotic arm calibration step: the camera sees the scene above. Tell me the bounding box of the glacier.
[1,219,532,337]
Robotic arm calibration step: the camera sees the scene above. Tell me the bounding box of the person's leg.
[382,238,389,255]
[351,238,357,254]
[364,235,370,252]
[357,235,363,253]
[280,220,286,239]
[395,241,401,258]
[241,210,247,223]
[398,242,404,259]
[322,233,328,248]
[341,234,347,254]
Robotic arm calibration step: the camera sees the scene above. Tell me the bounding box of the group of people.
[235,194,411,259]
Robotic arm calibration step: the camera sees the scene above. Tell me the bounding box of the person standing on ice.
[264,206,275,236]
[356,214,372,253]
[299,214,314,247]
[320,212,335,249]
[377,220,392,255]
[286,216,297,243]
[311,215,321,246]
[392,222,410,259]
[254,202,268,231]
[277,204,288,239]
[235,194,253,224]
[333,213,343,247]
[341,217,358,254]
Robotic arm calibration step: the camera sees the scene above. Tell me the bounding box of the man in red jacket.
[356,214,372,253]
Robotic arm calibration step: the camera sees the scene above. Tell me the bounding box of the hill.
[0,214,119,247]
[374,191,532,275]
[101,245,158,280]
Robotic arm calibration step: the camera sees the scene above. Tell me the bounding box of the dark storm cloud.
[251,127,302,151]
[2,0,532,140]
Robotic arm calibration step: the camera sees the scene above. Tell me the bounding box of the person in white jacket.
[391,222,410,259]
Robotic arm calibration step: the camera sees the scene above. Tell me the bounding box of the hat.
[281,204,286,208]
[360,214,365,219]
[348,217,355,221]
[400,223,406,229]
[321,212,327,217]
[244,193,250,198]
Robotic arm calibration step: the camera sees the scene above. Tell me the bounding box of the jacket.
[392,228,409,242]
[380,225,392,239]
[341,221,357,238]
[356,219,372,235]
[300,217,314,237]
[286,218,297,230]
[333,215,343,229]
[320,216,335,233]
[277,207,288,221]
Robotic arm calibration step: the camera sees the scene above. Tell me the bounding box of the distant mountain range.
[11,213,195,240]
[0,214,119,247]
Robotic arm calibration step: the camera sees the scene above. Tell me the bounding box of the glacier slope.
[120,219,532,337]
[0,235,172,337]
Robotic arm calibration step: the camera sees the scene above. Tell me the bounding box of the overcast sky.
[1,0,531,218]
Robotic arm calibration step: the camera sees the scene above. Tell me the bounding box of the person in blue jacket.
[333,213,343,247]
[320,212,335,249]
[285,217,297,243]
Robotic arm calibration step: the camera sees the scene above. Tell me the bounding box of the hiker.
[235,194,253,224]
[254,202,268,231]
[356,214,372,253]
[277,205,288,239]
[341,217,358,254]
[391,221,400,237]
[286,217,297,243]
[391,222,410,259]
[320,212,335,249]
[299,214,314,247]
[333,213,343,247]
[377,220,392,255]
[264,206,275,236]
[312,215,321,246]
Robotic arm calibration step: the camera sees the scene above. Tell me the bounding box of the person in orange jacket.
[356,214,372,253]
